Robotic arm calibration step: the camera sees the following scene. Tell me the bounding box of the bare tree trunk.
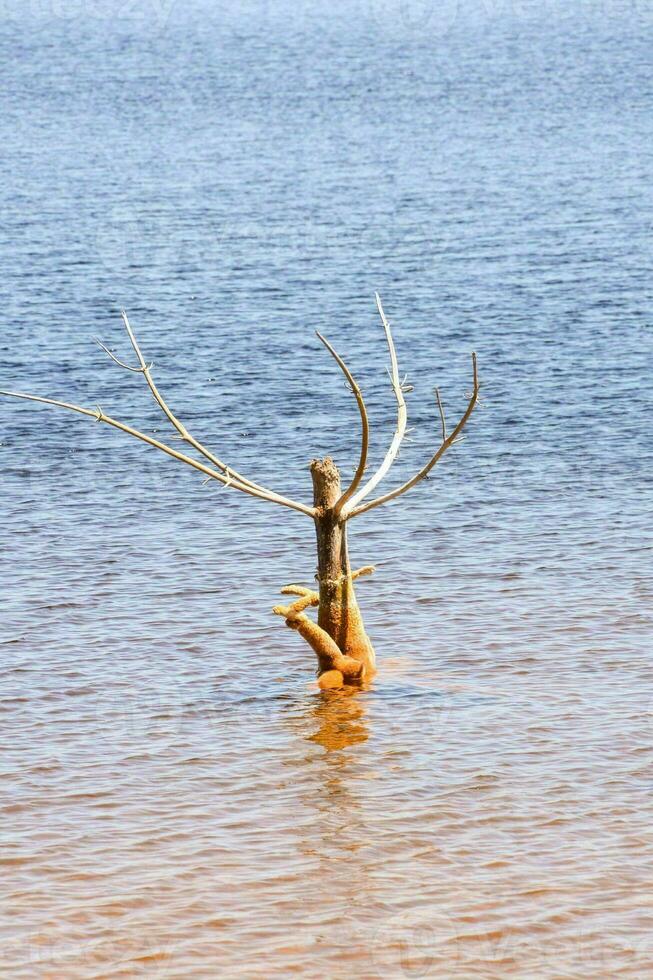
[311,458,376,680]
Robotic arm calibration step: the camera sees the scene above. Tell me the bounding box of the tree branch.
[272,592,319,617]
[340,293,407,518]
[280,584,319,600]
[112,312,298,503]
[0,390,315,516]
[272,593,363,682]
[435,387,447,441]
[94,337,145,373]
[315,331,369,516]
[351,564,375,580]
[348,352,479,518]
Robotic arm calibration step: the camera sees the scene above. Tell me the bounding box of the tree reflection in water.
[307,686,370,752]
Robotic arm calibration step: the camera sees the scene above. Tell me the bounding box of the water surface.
[1,2,652,976]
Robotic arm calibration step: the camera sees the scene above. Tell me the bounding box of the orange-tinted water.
[3,592,652,977]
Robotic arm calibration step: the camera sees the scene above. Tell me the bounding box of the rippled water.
[1,2,652,976]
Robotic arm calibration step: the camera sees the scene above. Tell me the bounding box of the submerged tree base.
[272,561,376,690]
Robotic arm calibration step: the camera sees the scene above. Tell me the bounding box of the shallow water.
[1,1,652,976]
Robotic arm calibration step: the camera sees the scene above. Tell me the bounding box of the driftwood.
[1,295,479,689]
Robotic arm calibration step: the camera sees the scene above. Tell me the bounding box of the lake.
[1,1,652,976]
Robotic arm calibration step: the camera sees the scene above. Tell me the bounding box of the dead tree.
[1,295,478,689]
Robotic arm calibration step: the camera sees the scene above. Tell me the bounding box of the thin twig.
[94,337,144,373]
[435,387,447,441]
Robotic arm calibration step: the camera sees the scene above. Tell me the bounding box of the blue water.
[1,2,652,976]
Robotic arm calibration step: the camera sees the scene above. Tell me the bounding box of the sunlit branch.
[315,331,369,516]
[349,352,478,517]
[0,389,315,516]
[351,564,375,580]
[93,311,311,513]
[341,293,407,517]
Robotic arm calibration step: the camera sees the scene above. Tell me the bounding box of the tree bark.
[310,457,376,683]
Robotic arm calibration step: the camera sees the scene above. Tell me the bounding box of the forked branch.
[99,312,293,500]
[348,352,479,518]
[1,310,315,516]
[272,588,364,684]
[0,390,315,516]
